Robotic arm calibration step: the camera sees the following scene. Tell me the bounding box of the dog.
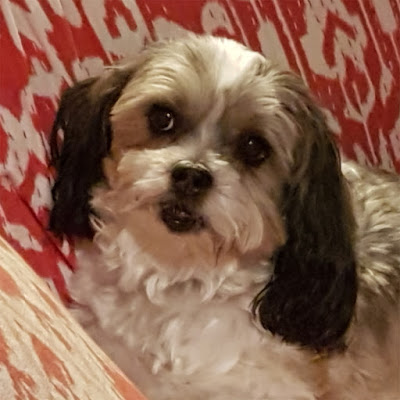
[49,35,400,399]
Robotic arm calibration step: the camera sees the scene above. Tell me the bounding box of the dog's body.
[70,162,400,400]
[50,36,400,399]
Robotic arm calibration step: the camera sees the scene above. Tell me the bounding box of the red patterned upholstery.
[0,235,146,399]
[0,0,399,302]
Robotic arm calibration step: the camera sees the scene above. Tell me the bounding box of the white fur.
[71,207,322,400]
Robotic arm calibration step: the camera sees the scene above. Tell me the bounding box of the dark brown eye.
[147,105,176,134]
[235,133,272,167]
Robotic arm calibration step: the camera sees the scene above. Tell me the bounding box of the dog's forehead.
[185,38,265,121]
[132,37,266,113]
[200,38,264,89]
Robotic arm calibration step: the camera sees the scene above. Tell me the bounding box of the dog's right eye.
[147,105,176,135]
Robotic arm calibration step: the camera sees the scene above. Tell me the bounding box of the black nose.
[171,162,213,197]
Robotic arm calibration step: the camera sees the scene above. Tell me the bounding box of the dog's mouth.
[160,201,205,233]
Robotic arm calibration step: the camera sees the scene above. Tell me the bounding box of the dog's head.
[49,35,357,351]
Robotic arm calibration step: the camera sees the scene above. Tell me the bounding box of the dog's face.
[104,37,303,255]
[50,35,357,351]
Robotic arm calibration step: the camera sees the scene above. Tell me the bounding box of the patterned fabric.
[0,0,399,301]
[0,235,146,399]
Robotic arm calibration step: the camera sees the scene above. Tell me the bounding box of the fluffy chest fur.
[70,222,324,400]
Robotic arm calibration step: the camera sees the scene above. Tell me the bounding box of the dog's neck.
[71,209,276,382]
[80,206,271,306]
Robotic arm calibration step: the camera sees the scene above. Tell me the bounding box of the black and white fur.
[49,35,400,399]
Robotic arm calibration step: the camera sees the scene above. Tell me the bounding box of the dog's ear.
[49,69,132,237]
[254,73,357,351]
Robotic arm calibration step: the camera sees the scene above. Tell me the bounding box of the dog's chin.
[160,200,206,233]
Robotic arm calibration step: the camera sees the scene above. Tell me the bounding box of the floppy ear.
[49,69,132,237]
[254,75,357,351]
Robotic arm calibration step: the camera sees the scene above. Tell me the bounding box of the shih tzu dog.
[49,35,399,399]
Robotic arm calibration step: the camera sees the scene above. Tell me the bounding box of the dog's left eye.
[235,133,272,167]
[147,105,176,134]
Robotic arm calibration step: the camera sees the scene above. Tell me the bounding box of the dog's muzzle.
[160,161,213,233]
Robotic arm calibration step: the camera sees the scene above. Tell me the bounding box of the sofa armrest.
[0,236,147,400]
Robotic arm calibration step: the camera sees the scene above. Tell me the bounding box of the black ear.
[254,77,357,351]
[49,69,132,237]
